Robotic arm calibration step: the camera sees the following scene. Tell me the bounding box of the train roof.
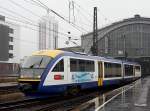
[31,50,139,65]
[32,50,120,62]
[122,61,140,65]
[32,50,64,58]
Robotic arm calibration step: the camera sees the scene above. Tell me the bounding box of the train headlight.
[34,74,41,79]
[36,75,41,78]
[20,75,24,78]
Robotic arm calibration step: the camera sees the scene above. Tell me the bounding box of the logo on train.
[72,72,94,83]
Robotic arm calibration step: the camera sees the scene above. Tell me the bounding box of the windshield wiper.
[29,58,43,68]
[39,58,43,66]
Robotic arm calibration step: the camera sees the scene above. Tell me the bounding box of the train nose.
[19,83,32,91]
[19,83,39,92]
[18,78,41,93]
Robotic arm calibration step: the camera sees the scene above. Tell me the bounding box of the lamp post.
[65,32,85,52]
[122,34,128,60]
[65,32,79,46]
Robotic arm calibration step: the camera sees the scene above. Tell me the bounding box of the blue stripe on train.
[39,79,123,93]
[38,54,64,90]
[103,79,122,86]
[39,81,98,94]
[38,77,139,93]
[39,78,124,93]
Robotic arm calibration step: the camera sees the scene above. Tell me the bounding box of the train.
[18,50,141,94]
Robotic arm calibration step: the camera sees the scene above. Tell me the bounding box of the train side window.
[124,65,133,76]
[70,58,94,72]
[52,59,64,72]
[70,59,78,72]
[135,66,140,72]
[86,61,94,72]
[79,60,86,71]
[104,62,121,78]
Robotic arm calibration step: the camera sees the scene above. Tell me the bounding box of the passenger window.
[70,59,78,72]
[135,66,140,72]
[104,62,121,78]
[70,58,94,72]
[79,60,86,71]
[52,59,64,72]
[124,65,133,76]
[86,61,94,71]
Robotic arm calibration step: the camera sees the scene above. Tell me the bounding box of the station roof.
[82,14,150,37]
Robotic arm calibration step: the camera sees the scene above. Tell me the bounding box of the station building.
[81,15,150,75]
[39,14,58,50]
[0,15,20,74]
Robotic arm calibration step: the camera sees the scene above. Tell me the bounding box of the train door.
[98,61,103,86]
[64,57,69,82]
[133,65,135,77]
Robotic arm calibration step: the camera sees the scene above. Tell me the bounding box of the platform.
[69,77,150,111]
[96,77,150,111]
[0,82,18,88]
[0,76,17,83]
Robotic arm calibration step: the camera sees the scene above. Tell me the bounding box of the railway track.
[0,95,57,111]
[36,91,100,111]
[0,81,138,111]
[0,98,39,111]
[0,86,19,95]
[0,85,22,103]
[0,91,100,111]
[0,88,119,110]
[39,81,138,111]
[0,82,18,95]
[36,87,131,111]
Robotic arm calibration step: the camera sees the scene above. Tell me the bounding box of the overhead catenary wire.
[97,8,112,23]
[0,11,82,48]
[74,6,93,25]
[29,0,89,33]
[4,19,67,46]
[0,5,36,25]
[6,13,123,52]
[5,14,89,51]
[0,12,80,43]
[73,0,93,19]
[71,9,91,28]
[6,0,88,33]
[7,0,79,37]
[73,1,93,23]
[0,8,80,39]
[75,0,112,23]
[8,0,42,18]
[23,0,45,9]
[17,0,94,38]
[74,0,113,29]
[8,1,111,38]
[0,10,39,28]
[68,0,93,30]
[75,9,92,29]
[1,0,96,50]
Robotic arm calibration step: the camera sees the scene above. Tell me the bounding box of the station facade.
[39,15,58,50]
[0,15,20,74]
[81,15,150,75]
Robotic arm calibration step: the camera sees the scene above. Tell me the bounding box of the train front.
[18,50,63,93]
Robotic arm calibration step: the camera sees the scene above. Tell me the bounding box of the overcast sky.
[0,0,150,59]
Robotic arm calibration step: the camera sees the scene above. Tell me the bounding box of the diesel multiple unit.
[18,50,141,94]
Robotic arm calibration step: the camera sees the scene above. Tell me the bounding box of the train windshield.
[22,56,52,68]
[20,56,52,79]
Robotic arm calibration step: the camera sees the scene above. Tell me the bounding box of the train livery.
[18,50,141,94]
